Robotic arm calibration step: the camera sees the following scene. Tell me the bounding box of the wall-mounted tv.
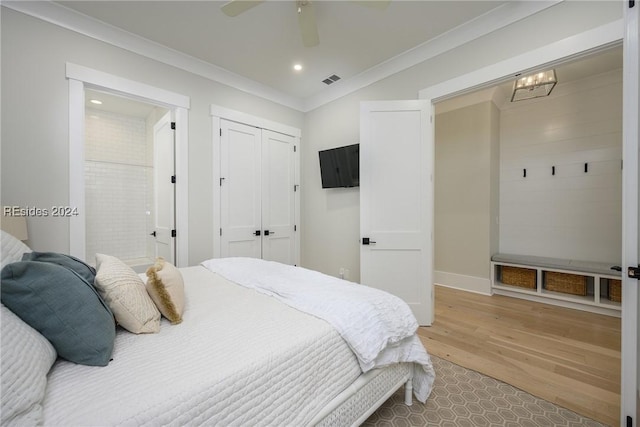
[318,143,359,188]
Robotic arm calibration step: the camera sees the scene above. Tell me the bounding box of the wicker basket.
[608,279,622,302]
[501,266,536,289]
[544,271,587,296]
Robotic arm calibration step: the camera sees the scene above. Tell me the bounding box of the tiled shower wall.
[85,108,153,263]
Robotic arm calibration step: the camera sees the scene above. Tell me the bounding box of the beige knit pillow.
[145,257,184,324]
[94,254,161,334]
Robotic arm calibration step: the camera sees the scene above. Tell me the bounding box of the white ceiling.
[13,0,618,112]
[55,0,510,101]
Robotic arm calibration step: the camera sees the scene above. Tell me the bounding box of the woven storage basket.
[608,279,622,303]
[544,271,587,296]
[501,266,536,289]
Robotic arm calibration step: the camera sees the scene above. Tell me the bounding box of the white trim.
[210,104,301,137]
[67,64,190,267]
[419,20,623,102]
[621,1,639,423]
[211,115,222,259]
[66,63,190,109]
[6,0,556,113]
[68,79,86,259]
[434,271,492,296]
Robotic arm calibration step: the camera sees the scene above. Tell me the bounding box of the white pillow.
[0,304,57,426]
[94,254,161,334]
[0,230,31,269]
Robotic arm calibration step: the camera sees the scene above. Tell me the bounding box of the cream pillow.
[146,257,185,324]
[94,254,160,334]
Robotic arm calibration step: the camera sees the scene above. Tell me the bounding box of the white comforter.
[201,257,435,402]
[43,266,362,426]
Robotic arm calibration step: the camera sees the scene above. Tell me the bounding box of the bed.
[0,229,435,426]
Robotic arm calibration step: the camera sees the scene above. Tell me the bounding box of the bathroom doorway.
[84,89,172,272]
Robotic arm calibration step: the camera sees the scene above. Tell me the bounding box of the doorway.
[429,43,623,425]
[66,63,190,267]
[84,89,171,272]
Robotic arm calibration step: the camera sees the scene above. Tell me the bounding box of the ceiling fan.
[220,0,390,47]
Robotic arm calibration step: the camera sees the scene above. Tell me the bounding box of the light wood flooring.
[418,285,621,427]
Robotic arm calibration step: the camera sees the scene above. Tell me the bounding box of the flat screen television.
[318,144,359,188]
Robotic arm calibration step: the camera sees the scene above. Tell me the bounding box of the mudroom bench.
[490,253,622,317]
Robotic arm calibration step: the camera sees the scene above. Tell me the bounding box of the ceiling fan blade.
[351,0,391,10]
[297,1,319,47]
[221,0,263,17]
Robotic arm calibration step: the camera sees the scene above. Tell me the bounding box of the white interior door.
[220,119,262,258]
[621,2,639,425]
[152,111,175,263]
[360,100,433,325]
[261,130,296,265]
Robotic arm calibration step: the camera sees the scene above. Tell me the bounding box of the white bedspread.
[201,257,435,402]
[42,266,362,426]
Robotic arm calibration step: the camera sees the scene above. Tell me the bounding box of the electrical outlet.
[339,268,345,279]
[343,269,350,280]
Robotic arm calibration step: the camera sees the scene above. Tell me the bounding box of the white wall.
[301,1,622,284]
[499,68,623,263]
[434,101,500,294]
[1,7,304,265]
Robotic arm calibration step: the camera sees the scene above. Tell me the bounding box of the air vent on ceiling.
[322,74,341,85]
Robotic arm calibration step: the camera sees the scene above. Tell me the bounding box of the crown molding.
[3,0,559,113]
[2,0,305,111]
[302,1,560,112]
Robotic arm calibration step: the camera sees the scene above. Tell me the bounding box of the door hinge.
[220,228,222,236]
[294,225,297,232]
[220,128,222,136]
[627,415,632,427]
[628,266,640,279]
[630,0,635,8]
[294,145,297,152]
[171,175,176,184]
[171,122,176,130]
[171,229,176,238]
[294,184,299,192]
[220,177,225,186]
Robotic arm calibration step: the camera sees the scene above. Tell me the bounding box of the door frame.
[210,104,301,264]
[418,18,632,422]
[67,63,190,267]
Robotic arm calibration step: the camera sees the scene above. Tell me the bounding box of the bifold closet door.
[220,119,262,259]
[261,130,296,265]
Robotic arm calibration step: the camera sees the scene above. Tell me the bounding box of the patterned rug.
[363,356,608,427]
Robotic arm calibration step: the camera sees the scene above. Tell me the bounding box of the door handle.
[254,230,261,236]
[150,231,157,237]
[362,237,376,245]
[264,230,275,236]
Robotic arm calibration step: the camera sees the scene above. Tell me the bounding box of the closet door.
[261,130,296,265]
[220,119,262,258]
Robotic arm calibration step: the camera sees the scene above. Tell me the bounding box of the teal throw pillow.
[1,261,116,366]
[22,251,96,284]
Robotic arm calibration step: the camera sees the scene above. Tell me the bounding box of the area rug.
[363,356,607,427]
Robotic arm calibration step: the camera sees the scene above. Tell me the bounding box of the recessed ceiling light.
[90,99,103,105]
[293,64,303,72]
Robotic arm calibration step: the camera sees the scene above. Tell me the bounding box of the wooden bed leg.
[404,378,413,406]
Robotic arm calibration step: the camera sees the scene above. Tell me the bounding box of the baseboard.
[434,271,492,296]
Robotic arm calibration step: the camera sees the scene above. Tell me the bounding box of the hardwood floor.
[418,285,621,427]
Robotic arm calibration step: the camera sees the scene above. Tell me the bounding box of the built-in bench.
[491,253,622,277]
[490,253,622,317]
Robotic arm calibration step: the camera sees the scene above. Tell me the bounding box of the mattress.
[41,266,363,426]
